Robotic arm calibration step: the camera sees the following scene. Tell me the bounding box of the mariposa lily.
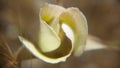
[19,3,88,63]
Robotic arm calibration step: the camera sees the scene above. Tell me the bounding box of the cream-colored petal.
[18,36,70,63]
[39,20,61,52]
[62,23,74,45]
[40,3,65,23]
[60,8,88,56]
[49,16,60,34]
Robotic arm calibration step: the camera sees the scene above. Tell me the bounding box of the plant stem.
[56,0,63,6]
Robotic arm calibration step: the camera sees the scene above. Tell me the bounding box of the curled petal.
[40,3,65,34]
[39,20,61,52]
[18,36,70,63]
[60,8,88,56]
[40,3,65,23]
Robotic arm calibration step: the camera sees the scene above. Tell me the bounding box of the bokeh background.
[0,0,120,68]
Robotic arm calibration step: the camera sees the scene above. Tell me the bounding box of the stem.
[56,0,63,6]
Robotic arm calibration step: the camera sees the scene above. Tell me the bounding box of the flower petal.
[40,3,65,23]
[39,20,61,52]
[18,36,69,63]
[40,3,65,34]
[49,16,60,34]
[60,8,88,56]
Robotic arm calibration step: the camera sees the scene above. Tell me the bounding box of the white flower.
[19,3,88,63]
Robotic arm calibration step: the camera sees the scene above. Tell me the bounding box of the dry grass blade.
[0,35,19,68]
[15,45,35,62]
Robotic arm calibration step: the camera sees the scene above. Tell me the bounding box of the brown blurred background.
[0,0,120,68]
